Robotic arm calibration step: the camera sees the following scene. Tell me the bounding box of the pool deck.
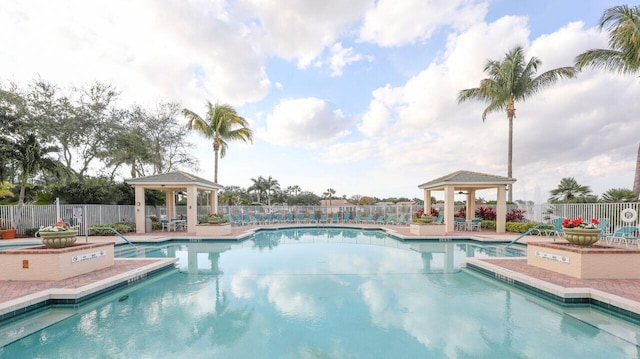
[2,223,640,324]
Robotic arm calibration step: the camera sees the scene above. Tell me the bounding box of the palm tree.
[323,188,336,213]
[290,185,301,196]
[248,176,267,204]
[263,176,280,206]
[548,177,592,203]
[458,45,578,201]
[575,5,640,199]
[601,188,638,203]
[183,101,253,183]
[0,181,14,199]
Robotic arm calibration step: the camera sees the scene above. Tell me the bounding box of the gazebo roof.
[418,170,515,190]
[126,171,223,191]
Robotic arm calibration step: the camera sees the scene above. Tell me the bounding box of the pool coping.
[465,257,640,321]
[0,257,177,323]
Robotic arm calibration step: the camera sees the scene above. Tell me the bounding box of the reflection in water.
[2,229,636,358]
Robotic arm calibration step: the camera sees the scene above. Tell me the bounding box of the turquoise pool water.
[1,228,639,358]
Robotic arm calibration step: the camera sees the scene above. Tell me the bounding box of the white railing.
[1,202,638,235]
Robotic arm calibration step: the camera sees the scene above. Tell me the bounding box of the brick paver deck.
[484,258,640,303]
[0,259,160,304]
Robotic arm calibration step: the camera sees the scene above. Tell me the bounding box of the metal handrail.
[90,227,137,248]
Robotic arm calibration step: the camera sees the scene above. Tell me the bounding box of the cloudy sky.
[1,0,638,202]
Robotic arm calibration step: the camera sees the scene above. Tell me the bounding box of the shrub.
[506,208,526,222]
[475,206,496,220]
[481,220,496,229]
[415,208,439,218]
[505,222,541,233]
[25,227,39,237]
[89,223,133,236]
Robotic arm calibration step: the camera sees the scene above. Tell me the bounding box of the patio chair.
[434,214,444,224]
[595,219,611,242]
[319,214,328,223]
[275,213,284,223]
[161,219,171,232]
[309,213,317,223]
[255,213,264,224]
[331,213,339,223]
[343,213,351,223]
[396,214,407,225]
[286,213,295,223]
[242,214,255,225]
[470,218,482,231]
[384,215,395,225]
[264,213,273,225]
[353,214,362,223]
[543,218,564,239]
[231,215,243,226]
[297,213,305,223]
[364,215,375,224]
[454,217,466,230]
[375,216,385,224]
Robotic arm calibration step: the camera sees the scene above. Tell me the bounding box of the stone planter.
[195,223,231,237]
[563,228,601,247]
[410,223,446,236]
[1,229,16,240]
[40,230,78,249]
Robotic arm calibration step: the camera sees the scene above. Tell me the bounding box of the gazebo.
[126,171,223,234]
[418,170,516,234]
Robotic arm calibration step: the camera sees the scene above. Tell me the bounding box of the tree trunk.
[213,137,220,183]
[507,111,514,203]
[634,143,640,199]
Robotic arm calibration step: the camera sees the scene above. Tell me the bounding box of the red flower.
[591,218,599,225]
[571,218,582,226]
[54,220,66,227]
[562,218,570,227]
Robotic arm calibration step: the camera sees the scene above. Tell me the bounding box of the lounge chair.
[242,214,255,225]
[297,213,305,223]
[606,226,639,246]
[343,213,351,223]
[255,213,264,224]
[319,215,328,223]
[364,215,375,224]
[434,214,444,224]
[396,214,407,225]
[384,215,395,225]
[353,214,362,223]
[275,213,284,223]
[375,216,385,224]
[309,213,317,223]
[331,213,339,223]
[286,213,295,223]
[264,213,273,225]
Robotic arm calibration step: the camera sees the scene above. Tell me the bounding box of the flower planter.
[195,223,231,237]
[1,229,16,240]
[410,223,446,236]
[562,228,601,247]
[40,230,78,249]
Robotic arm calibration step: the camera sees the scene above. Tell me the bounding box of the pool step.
[0,308,75,348]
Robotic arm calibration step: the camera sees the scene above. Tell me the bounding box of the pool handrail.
[90,227,137,248]
[504,224,546,248]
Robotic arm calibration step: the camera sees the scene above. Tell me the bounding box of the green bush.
[481,220,496,229]
[481,220,545,234]
[152,221,162,230]
[89,223,133,236]
[25,227,39,237]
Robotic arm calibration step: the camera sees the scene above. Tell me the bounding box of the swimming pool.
[1,228,639,358]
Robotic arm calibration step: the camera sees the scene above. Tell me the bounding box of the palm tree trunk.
[507,113,514,202]
[214,149,219,183]
[634,143,640,199]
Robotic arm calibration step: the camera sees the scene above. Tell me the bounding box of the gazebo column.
[165,191,175,219]
[187,185,198,233]
[135,186,146,234]
[444,186,455,233]
[211,189,218,215]
[424,190,432,214]
[466,190,476,220]
[496,186,507,233]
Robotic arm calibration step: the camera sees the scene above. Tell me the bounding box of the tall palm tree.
[248,176,267,204]
[458,46,578,201]
[548,177,592,203]
[183,101,253,183]
[290,185,301,196]
[601,188,638,203]
[575,5,640,199]
[323,188,336,213]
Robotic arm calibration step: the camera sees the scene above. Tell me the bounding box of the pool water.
[1,228,639,358]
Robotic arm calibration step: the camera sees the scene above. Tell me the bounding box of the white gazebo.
[126,171,223,234]
[418,170,516,234]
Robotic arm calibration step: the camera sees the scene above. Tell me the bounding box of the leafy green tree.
[248,176,267,203]
[548,177,593,203]
[458,46,577,201]
[51,177,124,204]
[183,101,253,183]
[575,5,640,199]
[601,188,638,203]
[264,176,280,206]
[287,191,321,205]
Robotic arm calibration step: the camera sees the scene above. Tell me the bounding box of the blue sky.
[1,0,638,203]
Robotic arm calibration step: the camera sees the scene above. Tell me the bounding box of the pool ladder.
[91,227,137,248]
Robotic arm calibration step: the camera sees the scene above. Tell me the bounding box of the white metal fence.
[1,202,638,235]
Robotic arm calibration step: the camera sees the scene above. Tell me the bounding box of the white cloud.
[259,97,352,148]
[327,42,370,77]
[241,0,373,68]
[359,0,488,46]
